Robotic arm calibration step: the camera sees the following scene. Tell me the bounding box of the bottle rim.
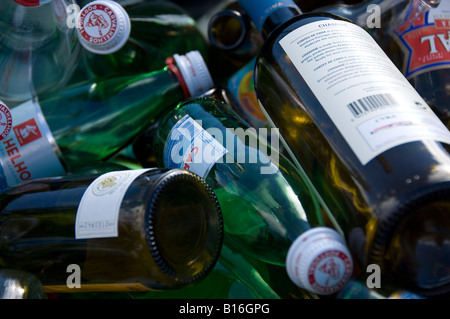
[144,169,223,286]
[208,9,248,51]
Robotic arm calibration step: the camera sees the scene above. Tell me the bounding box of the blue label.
[237,0,298,33]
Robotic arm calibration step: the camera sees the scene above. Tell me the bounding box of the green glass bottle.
[0,50,213,189]
[0,168,223,293]
[239,0,450,297]
[75,0,210,79]
[137,96,354,296]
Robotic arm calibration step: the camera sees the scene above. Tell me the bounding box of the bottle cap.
[286,227,353,295]
[173,51,214,98]
[76,0,131,55]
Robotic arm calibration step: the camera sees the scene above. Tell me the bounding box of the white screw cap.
[173,51,214,98]
[286,227,354,295]
[76,0,131,55]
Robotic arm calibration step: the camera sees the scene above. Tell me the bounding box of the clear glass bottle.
[239,0,450,297]
[0,50,213,189]
[0,0,82,107]
[0,168,224,293]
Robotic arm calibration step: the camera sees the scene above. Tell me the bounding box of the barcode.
[347,93,398,118]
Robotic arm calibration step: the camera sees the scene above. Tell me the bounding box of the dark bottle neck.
[261,6,302,39]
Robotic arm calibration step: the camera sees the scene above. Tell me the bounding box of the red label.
[395,11,450,78]
[13,118,42,146]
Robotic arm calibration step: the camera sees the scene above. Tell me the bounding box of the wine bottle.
[75,0,210,79]
[239,0,450,297]
[0,50,213,189]
[0,168,224,292]
[0,269,47,299]
[140,96,353,296]
[0,0,82,107]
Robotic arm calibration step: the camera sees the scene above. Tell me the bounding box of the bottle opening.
[146,170,223,285]
[208,9,246,51]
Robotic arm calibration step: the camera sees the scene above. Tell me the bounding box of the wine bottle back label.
[75,168,151,239]
[163,114,228,178]
[0,98,65,187]
[279,20,450,165]
[393,2,450,78]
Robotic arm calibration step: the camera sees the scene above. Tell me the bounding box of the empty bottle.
[239,0,450,297]
[0,168,224,292]
[136,96,354,296]
[0,50,213,189]
[74,0,210,79]
[0,0,82,107]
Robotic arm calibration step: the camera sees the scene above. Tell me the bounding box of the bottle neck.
[238,0,302,39]
[261,6,301,39]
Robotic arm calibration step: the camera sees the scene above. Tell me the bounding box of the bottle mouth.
[145,170,223,286]
[208,9,247,51]
[369,182,450,297]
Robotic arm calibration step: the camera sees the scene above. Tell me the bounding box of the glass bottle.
[0,168,224,293]
[0,269,47,299]
[0,0,82,107]
[0,50,214,189]
[207,2,264,83]
[384,1,450,129]
[239,0,450,297]
[142,96,354,296]
[75,0,210,79]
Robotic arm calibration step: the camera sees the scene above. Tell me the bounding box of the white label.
[75,168,151,239]
[0,99,65,187]
[279,20,450,165]
[163,115,228,178]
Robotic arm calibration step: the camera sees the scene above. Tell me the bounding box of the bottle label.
[75,168,151,239]
[394,2,450,78]
[227,58,269,129]
[279,20,450,165]
[163,115,228,179]
[0,99,65,188]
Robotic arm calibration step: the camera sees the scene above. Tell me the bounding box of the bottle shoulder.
[261,12,350,51]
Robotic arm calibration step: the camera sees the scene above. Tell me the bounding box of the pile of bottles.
[0,0,448,300]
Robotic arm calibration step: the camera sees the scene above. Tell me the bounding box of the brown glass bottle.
[0,168,223,293]
[239,0,450,297]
